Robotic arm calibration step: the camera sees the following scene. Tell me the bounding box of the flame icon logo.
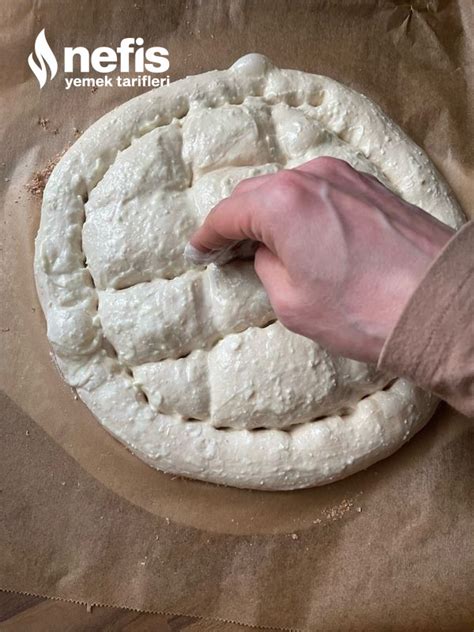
[28,29,58,88]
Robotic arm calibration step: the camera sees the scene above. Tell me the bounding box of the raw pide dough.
[35,54,464,490]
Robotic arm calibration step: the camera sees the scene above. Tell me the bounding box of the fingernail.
[184,242,220,265]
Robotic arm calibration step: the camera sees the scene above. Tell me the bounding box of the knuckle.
[314,156,339,168]
[233,177,252,194]
[205,201,221,222]
[233,173,272,196]
[271,170,306,207]
[311,156,353,176]
[273,169,302,191]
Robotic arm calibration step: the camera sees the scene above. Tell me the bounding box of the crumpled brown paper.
[0,1,473,630]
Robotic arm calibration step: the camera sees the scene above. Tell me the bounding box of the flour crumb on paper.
[313,492,364,525]
[26,150,66,197]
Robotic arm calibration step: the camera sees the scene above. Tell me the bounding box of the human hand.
[185,158,454,363]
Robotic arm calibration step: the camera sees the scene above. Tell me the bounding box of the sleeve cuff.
[378,220,474,417]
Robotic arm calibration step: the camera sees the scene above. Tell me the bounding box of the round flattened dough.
[35,54,464,490]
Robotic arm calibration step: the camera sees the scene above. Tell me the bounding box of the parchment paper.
[1,1,473,630]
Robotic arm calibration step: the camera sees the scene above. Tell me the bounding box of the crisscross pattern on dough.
[35,55,464,489]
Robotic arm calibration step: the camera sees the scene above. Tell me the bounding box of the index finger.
[184,189,268,265]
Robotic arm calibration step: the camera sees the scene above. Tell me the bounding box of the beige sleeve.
[378,220,474,417]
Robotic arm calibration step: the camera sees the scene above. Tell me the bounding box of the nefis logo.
[28,29,170,90]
